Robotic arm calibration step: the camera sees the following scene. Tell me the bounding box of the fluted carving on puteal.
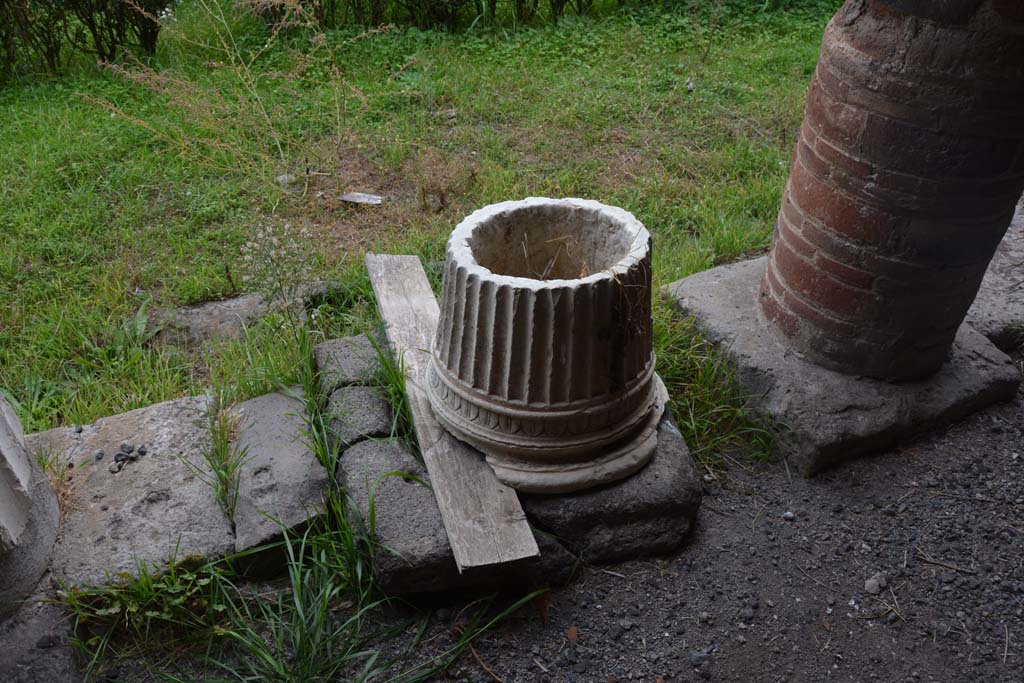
[427,197,666,493]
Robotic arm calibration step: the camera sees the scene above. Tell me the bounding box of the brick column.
[759,0,1024,380]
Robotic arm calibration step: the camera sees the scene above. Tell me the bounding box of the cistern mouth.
[452,198,648,284]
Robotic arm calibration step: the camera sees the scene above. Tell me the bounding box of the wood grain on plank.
[365,254,539,570]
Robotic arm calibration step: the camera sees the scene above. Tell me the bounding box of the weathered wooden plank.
[365,254,539,570]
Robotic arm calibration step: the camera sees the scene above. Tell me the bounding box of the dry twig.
[915,548,977,575]
[469,644,506,683]
[794,564,831,591]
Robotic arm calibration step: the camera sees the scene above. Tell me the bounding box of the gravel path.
[421,358,1024,683]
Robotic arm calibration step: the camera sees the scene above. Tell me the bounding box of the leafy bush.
[67,0,168,60]
[0,0,67,75]
[0,0,169,78]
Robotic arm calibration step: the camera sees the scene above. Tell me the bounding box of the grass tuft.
[369,335,417,453]
[653,301,771,465]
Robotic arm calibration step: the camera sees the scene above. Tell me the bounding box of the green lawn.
[0,1,836,442]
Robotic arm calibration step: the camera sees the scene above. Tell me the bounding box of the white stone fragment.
[427,197,666,493]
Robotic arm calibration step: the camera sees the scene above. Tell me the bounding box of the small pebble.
[782,511,796,522]
[137,445,147,456]
[120,442,134,454]
[108,462,123,474]
[36,633,61,649]
[865,572,887,595]
[95,450,104,461]
[74,425,83,434]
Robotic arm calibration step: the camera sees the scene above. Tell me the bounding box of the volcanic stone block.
[314,334,382,394]
[758,0,1024,380]
[668,257,1021,475]
[156,293,270,346]
[965,207,1024,351]
[326,386,393,447]
[518,415,702,564]
[233,390,330,573]
[427,198,665,493]
[0,396,58,618]
[25,396,234,588]
[338,439,577,594]
[155,281,344,347]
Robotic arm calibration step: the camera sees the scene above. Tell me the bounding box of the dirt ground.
[5,367,1022,683]
[413,356,1024,683]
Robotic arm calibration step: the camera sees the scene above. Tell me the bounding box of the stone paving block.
[155,293,269,346]
[966,207,1024,351]
[154,281,344,347]
[667,257,1022,475]
[338,439,577,594]
[519,415,702,564]
[314,333,382,394]
[233,390,330,574]
[25,396,234,588]
[327,386,393,447]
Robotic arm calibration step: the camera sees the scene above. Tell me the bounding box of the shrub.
[0,0,169,78]
[67,0,169,61]
[0,0,67,75]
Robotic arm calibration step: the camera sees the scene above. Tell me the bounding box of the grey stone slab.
[519,415,702,564]
[25,396,234,588]
[965,207,1024,351]
[338,439,576,594]
[327,386,393,447]
[233,390,330,572]
[666,257,1022,475]
[314,333,382,393]
[0,579,81,683]
[153,281,343,347]
[155,293,270,346]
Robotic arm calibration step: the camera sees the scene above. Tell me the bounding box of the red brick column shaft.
[759,0,1024,381]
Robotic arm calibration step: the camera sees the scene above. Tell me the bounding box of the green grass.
[60,494,540,680]
[0,1,835,450]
